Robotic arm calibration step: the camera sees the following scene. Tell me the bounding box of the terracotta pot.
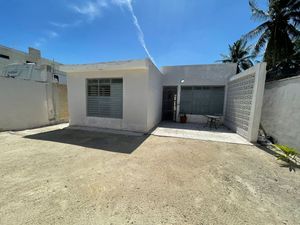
[180,115,187,123]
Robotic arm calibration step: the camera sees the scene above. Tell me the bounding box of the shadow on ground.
[24,128,148,154]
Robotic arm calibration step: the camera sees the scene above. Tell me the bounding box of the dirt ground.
[0,124,299,225]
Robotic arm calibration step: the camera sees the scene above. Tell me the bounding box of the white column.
[248,63,267,142]
[176,85,181,122]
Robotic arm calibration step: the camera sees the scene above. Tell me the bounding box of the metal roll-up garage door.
[180,86,224,115]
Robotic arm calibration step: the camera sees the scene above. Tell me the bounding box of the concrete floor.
[152,122,250,145]
[0,124,299,225]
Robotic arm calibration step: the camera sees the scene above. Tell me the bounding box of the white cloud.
[50,0,155,63]
[111,0,132,7]
[33,30,59,48]
[71,0,108,21]
[50,20,82,28]
[33,38,46,48]
[47,31,59,38]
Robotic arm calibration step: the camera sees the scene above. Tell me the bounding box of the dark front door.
[162,86,177,121]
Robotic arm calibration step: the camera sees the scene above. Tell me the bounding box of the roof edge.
[161,62,237,69]
[60,58,149,73]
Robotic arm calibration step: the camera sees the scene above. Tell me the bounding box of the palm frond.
[249,0,270,21]
[218,39,254,71]
[286,11,300,27]
[240,60,254,70]
[288,0,300,11]
[244,21,270,39]
[241,55,256,60]
[286,24,300,38]
[253,30,270,56]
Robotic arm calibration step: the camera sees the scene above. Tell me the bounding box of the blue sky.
[0,0,266,67]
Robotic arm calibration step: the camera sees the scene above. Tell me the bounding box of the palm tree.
[245,0,300,69]
[218,39,254,73]
[294,36,300,56]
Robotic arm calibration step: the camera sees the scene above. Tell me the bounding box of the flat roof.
[60,59,149,73]
[59,58,237,75]
[161,63,237,69]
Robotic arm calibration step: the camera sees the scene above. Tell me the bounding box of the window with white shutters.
[87,78,123,118]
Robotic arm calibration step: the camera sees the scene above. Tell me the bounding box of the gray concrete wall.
[161,63,237,86]
[261,75,300,149]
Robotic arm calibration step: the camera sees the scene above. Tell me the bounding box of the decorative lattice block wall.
[224,63,266,142]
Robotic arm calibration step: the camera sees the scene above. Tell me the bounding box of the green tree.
[245,0,300,69]
[218,39,254,73]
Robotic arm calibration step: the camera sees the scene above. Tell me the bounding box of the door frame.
[162,86,178,121]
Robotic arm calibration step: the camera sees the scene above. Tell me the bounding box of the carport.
[157,63,267,144]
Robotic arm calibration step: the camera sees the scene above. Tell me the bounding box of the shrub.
[273,144,299,172]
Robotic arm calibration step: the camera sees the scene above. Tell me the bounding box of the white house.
[61,59,237,133]
[0,44,267,143]
[61,59,162,133]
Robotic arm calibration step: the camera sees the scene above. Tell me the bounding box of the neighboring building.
[1,63,67,85]
[0,45,61,70]
[61,59,237,133]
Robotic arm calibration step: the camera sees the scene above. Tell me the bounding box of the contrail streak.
[124,1,156,64]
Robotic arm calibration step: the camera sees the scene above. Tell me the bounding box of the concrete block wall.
[224,63,266,142]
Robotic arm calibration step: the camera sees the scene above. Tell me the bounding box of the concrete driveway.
[152,122,250,145]
[0,124,299,225]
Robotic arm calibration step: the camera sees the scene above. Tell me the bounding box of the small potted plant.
[180,113,187,123]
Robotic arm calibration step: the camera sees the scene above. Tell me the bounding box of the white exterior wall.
[261,75,300,149]
[0,77,68,131]
[0,77,50,130]
[67,69,150,133]
[161,63,237,123]
[146,60,163,131]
